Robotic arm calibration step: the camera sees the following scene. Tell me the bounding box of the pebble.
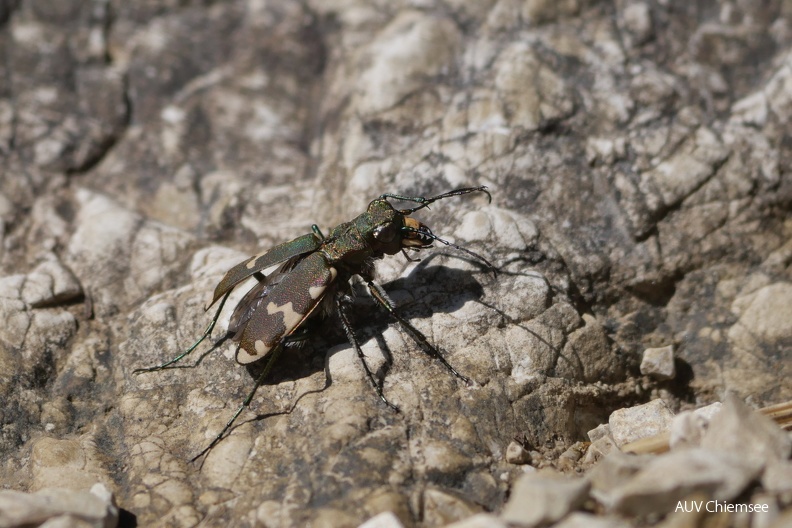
[639,345,676,380]
[0,484,118,528]
[501,471,589,526]
[701,394,792,469]
[583,435,617,464]
[605,448,762,516]
[357,511,405,528]
[609,398,674,448]
[554,512,632,528]
[505,441,531,465]
[444,513,508,528]
[669,402,722,449]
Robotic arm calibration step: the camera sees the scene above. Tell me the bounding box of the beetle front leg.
[366,281,472,385]
[335,293,400,412]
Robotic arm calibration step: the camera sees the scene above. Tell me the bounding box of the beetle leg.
[366,281,472,385]
[400,248,421,263]
[133,290,233,374]
[191,342,286,462]
[335,293,400,412]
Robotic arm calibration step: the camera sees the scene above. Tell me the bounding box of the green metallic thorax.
[321,199,404,266]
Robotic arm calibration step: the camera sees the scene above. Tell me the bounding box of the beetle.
[134,186,494,460]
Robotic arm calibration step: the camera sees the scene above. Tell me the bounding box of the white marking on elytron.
[308,285,324,300]
[307,267,336,299]
[245,251,267,269]
[237,349,257,364]
[266,301,303,332]
[254,340,268,355]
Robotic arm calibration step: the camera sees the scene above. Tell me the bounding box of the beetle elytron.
[135,186,494,460]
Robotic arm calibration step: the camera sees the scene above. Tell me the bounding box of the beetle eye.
[373,224,397,243]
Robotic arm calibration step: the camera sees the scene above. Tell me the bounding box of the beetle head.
[365,187,495,272]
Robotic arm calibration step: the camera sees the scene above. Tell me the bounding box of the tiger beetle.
[134,186,494,460]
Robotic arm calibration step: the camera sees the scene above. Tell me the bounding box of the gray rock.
[640,345,676,380]
[554,512,632,528]
[668,402,723,449]
[444,513,508,528]
[587,423,611,443]
[762,461,792,494]
[701,394,792,469]
[0,484,118,528]
[609,399,675,448]
[501,471,590,527]
[20,256,82,308]
[357,511,405,528]
[588,450,654,502]
[30,437,113,493]
[583,435,618,465]
[725,283,792,400]
[604,448,762,516]
[422,488,484,527]
[505,441,531,465]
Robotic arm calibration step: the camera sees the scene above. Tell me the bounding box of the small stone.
[501,471,590,527]
[0,485,118,528]
[640,345,676,380]
[732,91,768,127]
[730,283,792,342]
[506,441,531,465]
[444,513,508,528]
[587,423,611,442]
[669,402,722,449]
[357,511,405,528]
[609,399,674,448]
[21,256,83,307]
[620,2,654,46]
[589,450,653,503]
[554,512,632,528]
[762,461,792,493]
[422,488,483,527]
[422,440,476,477]
[557,443,585,470]
[701,394,791,469]
[583,435,617,464]
[362,489,412,526]
[310,508,360,527]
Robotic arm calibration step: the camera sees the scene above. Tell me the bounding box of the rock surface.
[0,1,790,527]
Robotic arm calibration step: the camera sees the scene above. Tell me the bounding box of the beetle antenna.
[408,186,491,214]
[381,186,491,214]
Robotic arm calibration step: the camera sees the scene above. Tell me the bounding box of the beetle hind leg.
[191,342,286,462]
[366,281,472,385]
[336,293,400,412]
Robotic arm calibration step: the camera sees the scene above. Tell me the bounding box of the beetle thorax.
[321,200,404,265]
